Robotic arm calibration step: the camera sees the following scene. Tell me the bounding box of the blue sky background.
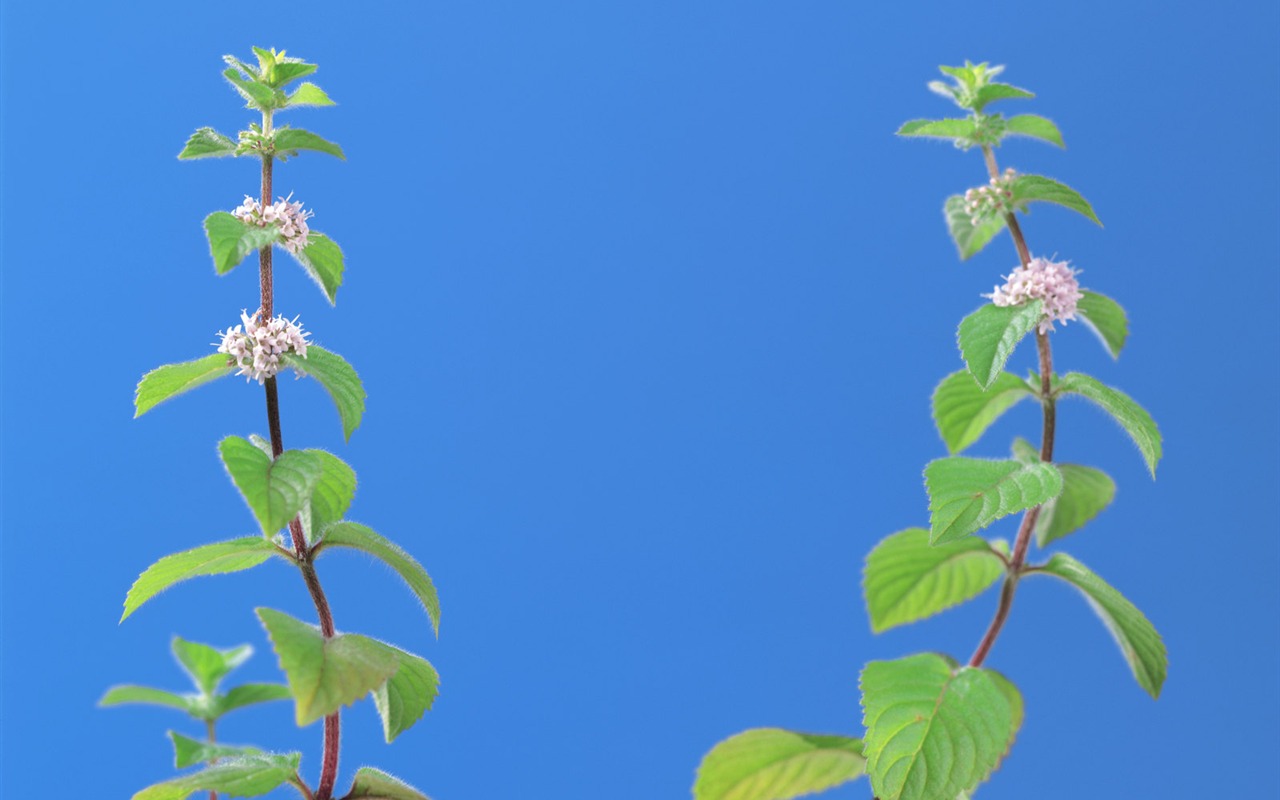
[3,2,1277,798]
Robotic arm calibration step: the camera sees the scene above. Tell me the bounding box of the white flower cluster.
[216,310,311,383]
[231,193,314,254]
[963,168,1018,225]
[987,257,1083,334]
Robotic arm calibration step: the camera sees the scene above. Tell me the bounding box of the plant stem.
[208,719,218,800]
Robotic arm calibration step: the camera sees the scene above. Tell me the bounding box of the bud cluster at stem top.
[964,168,1017,225]
[233,193,314,254]
[216,310,310,383]
[986,256,1083,334]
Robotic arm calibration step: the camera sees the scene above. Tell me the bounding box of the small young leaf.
[932,370,1035,454]
[215,683,293,716]
[346,768,431,800]
[1056,372,1162,477]
[896,118,976,141]
[267,62,317,89]
[1032,553,1167,698]
[1076,291,1129,359]
[219,437,323,535]
[171,637,252,695]
[122,537,279,621]
[99,685,195,714]
[1012,174,1102,226]
[317,522,441,635]
[693,728,866,800]
[1002,114,1064,148]
[273,128,345,160]
[1035,464,1116,546]
[300,450,357,541]
[944,195,1007,260]
[178,127,238,159]
[925,457,1062,544]
[132,753,300,800]
[370,643,440,742]
[279,346,366,442]
[289,232,345,304]
[972,82,1034,111]
[863,528,1005,632]
[222,67,280,110]
[135,354,235,418]
[169,731,261,769]
[287,82,336,108]
[956,300,1044,390]
[1010,436,1040,463]
[256,608,399,726]
[204,212,280,275]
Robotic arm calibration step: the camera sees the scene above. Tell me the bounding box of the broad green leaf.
[1012,175,1102,226]
[215,683,293,716]
[861,653,1021,800]
[171,637,252,695]
[925,457,1062,544]
[135,354,235,418]
[274,128,345,160]
[1035,464,1116,546]
[972,82,1034,111]
[1033,553,1166,697]
[318,522,440,635]
[204,212,280,275]
[347,767,431,800]
[956,300,1043,390]
[289,232,345,304]
[222,67,280,110]
[178,127,237,159]
[896,119,976,141]
[122,537,279,621]
[1002,114,1064,148]
[1076,291,1128,359]
[99,685,194,714]
[863,528,1005,632]
[299,450,357,541]
[287,82,336,108]
[370,642,440,742]
[693,728,866,800]
[169,731,261,769]
[219,437,323,535]
[279,346,366,442]
[132,753,300,800]
[256,608,399,726]
[1056,373,1162,477]
[932,370,1035,454]
[944,195,1006,260]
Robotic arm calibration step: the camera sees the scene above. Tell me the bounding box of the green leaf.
[215,683,293,716]
[122,537,279,621]
[135,354,236,418]
[222,67,280,110]
[925,457,1063,544]
[300,450,357,541]
[289,232,345,304]
[1010,436,1040,463]
[347,767,431,800]
[256,608,399,726]
[1012,175,1102,226]
[268,62,317,89]
[371,643,440,742]
[956,300,1044,390]
[99,685,195,714]
[169,731,261,769]
[219,437,323,535]
[861,653,1021,800]
[1076,291,1128,359]
[944,195,1006,260]
[1033,553,1167,698]
[318,522,441,635]
[863,528,1006,632]
[132,753,300,800]
[274,128,345,160]
[896,118,976,141]
[1035,464,1116,546]
[204,211,280,275]
[172,637,252,695]
[1002,114,1064,148]
[693,728,866,800]
[932,370,1035,454]
[179,127,238,159]
[972,82,1034,111]
[287,82,336,108]
[279,346,366,442]
[1056,373,1162,477]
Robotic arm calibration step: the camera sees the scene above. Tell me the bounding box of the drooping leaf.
[122,537,279,621]
[1035,464,1116,546]
[99,685,195,714]
[286,82,336,108]
[932,370,1036,454]
[370,642,440,742]
[944,195,1006,260]
[925,457,1062,544]
[132,753,300,800]
[279,346,366,442]
[215,683,293,716]
[317,522,440,635]
[1056,372,1162,477]
[289,233,345,304]
[1002,114,1064,148]
[178,127,238,159]
[346,768,431,800]
[896,118,976,142]
[1076,291,1128,359]
[863,528,1006,632]
[204,212,280,275]
[972,82,1034,111]
[135,354,236,418]
[956,300,1043,390]
[861,653,1021,800]
[274,128,345,160]
[693,728,866,800]
[299,450,357,542]
[1012,175,1102,226]
[1033,553,1167,698]
[219,437,323,535]
[169,731,261,769]
[171,637,252,695]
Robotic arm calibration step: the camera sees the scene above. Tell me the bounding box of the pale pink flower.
[230,193,315,255]
[216,309,311,383]
[986,257,1083,334]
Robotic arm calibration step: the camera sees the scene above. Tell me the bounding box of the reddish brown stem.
[208,719,219,800]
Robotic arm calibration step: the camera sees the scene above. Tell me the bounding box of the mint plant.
[108,48,439,800]
[693,62,1165,800]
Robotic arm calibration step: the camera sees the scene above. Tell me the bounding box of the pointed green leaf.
[122,537,279,621]
[279,346,366,442]
[1033,553,1166,697]
[1002,114,1064,148]
[371,643,440,742]
[256,608,399,726]
[287,82,336,108]
[956,300,1043,390]
[300,450,357,542]
[171,637,252,695]
[1076,291,1128,359]
[135,354,236,418]
[219,437,323,535]
[863,528,1005,632]
[267,62,317,89]
[944,195,1006,260]
[932,370,1035,454]
[289,233,345,304]
[215,683,293,716]
[1012,174,1102,226]
[861,653,1021,800]
[274,128,345,160]
[169,731,261,769]
[693,728,866,800]
[347,767,431,800]
[222,67,280,110]
[1035,464,1116,546]
[972,82,1034,111]
[132,753,300,800]
[317,522,440,635]
[925,457,1062,544]
[896,119,976,141]
[99,685,195,714]
[204,212,280,275]
[1057,372,1161,477]
[179,127,238,159]
[1010,436,1040,463]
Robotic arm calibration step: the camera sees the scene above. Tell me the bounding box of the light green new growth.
[219,437,323,536]
[863,528,1006,632]
[133,753,300,800]
[121,537,280,621]
[371,642,441,742]
[956,300,1043,390]
[1075,291,1129,359]
[100,685,196,714]
[932,370,1035,454]
[924,457,1062,544]
[896,118,977,141]
[1035,463,1116,546]
[279,346,366,441]
[216,683,293,716]
[1056,372,1162,477]
[172,637,252,695]
[317,521,442,635]
[944,195,1006,260]
[693,729,866,800]
[347,767,433,800]
[169,731,262,769]
[287,83,336,108]
[135,354,235,417]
